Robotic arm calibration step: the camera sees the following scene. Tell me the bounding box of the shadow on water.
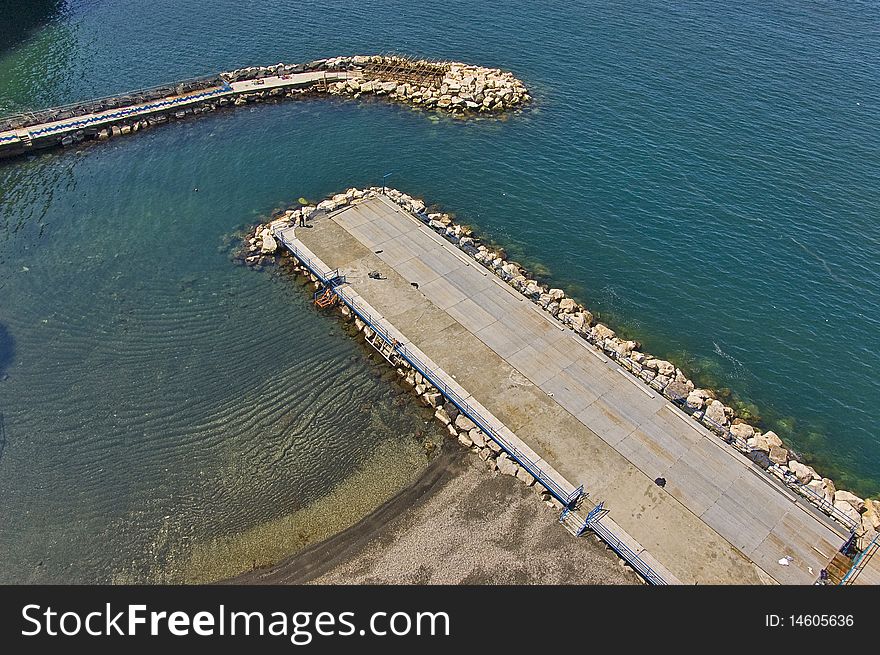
[0,0,64,56]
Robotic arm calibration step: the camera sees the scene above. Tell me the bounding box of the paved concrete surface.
[293,195,849,585]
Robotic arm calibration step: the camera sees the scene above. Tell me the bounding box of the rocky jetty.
[2,55,529,160]
[221,55,531,115]
[321,56,529,114]
[246,186,879,554]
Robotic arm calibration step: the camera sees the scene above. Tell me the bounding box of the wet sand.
[229,447,640,585]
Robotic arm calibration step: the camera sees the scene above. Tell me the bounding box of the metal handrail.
[0,74,223,124]
[839,531,880,585]
[1,85,229,144]
[796,484,860,530]
[277,228,672,583]
[590,519,667,585]
[277,230,583,509]
[0,70,347,145]
[25,86,230,138]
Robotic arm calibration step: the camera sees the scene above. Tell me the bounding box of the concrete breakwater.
[0,55,530,160]
[241,186,880,562]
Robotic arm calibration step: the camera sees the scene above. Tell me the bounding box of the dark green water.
[0,0,878,581]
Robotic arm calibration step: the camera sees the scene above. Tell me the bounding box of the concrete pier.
[274,194,862,585]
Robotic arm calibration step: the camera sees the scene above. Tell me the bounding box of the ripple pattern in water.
[0,0,878,582]
[0,138,444,583]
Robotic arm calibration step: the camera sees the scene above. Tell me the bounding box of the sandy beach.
[230,446,640,585]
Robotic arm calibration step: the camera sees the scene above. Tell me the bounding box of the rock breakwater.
[221,55,530,115]
[0,55,530,160]
[318,55,530,115]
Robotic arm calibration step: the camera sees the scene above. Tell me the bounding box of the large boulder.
[260,233,278,254]
[454,414,477,432]
[769,446,789,465]
[645,359,675,377]
[614,340,638,357]
[434,407,452,426]
[664,379,691,400]
[651,374,671,390]
[500,263,520,280]
[864,500,880,531]
[443,402,460,423]
[674,369,693,385]
[685,391,706,410]
[558,298,578,313]
[788,460,819,484]
[469,428,487,449]
[747,450,772,469]
[423,391,443,408]
[821,478,836,504]
[497,454,519,477]
[590,324,615,341]
[704,400,729,426]
[523,281,543,299]
[806,478,825,497]
[259,230,278,254]
[568,312,591,333]
[515,466,535,486]
[729,423,755,441]
[754,430,783,452]
[834,490,866,513]
[859,524,878,551]
[834,500,862,525]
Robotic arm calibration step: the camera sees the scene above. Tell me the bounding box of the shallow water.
[0,0,878,581]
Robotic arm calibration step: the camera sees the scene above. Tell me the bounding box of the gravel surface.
[231,447,641,585]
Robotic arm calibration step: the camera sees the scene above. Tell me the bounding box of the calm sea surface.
[0,0,878,582]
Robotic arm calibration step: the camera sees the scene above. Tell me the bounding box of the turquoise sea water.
[0,0,878,581]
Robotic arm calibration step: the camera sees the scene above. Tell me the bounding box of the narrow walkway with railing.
[0,70,348,149]
[273,222,682,585]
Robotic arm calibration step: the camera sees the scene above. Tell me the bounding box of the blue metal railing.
[561,500,668,584]
[584,501,606,525]
[795,485,860,530]
[278,228,673,584]
[839,529,858,555]
[589,518,668,585]
[839,531,880,585]
[0,74,222,125]
[277,231,584,509]
[0,85,232,145]
[559,507,590,537]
